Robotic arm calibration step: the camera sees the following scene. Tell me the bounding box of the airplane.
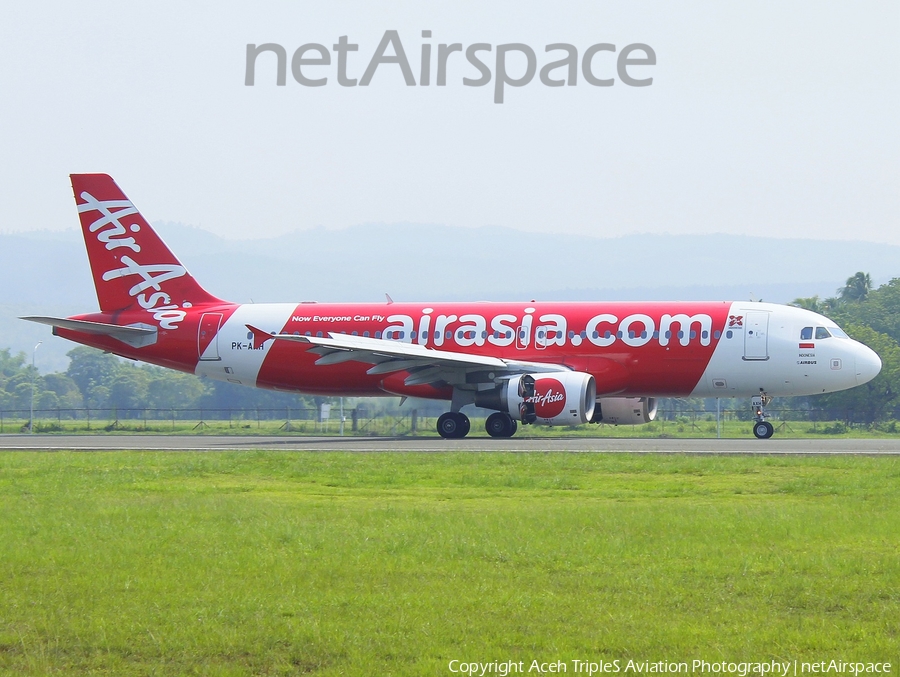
[23,174,882,439]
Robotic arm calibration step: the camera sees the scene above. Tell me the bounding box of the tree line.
[2,271,898,424]
[0,346,318,415]
[788,272,900,423]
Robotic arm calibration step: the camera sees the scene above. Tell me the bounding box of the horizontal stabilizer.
[21,316,158,348]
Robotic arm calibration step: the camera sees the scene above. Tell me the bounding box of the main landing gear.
[485,412,518,438]
[751,392,774,439]
[437,412,470,439]
[436,411,518,439]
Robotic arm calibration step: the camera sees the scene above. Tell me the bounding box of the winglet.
[246,324,275,350]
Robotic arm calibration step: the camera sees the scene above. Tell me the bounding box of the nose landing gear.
[753,420,774,439]
[751,392,774,439]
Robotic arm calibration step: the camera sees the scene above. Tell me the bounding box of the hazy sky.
[1,1,897,242]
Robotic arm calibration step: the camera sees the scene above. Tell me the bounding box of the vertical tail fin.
[71,174,222,313]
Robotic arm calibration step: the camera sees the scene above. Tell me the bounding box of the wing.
[246,325,568,387]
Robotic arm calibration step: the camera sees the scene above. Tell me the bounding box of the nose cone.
[855,343,882,386]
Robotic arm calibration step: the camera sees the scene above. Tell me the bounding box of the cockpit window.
[815,326,832,340]
[800,327,813,341]
[829,326,849,339]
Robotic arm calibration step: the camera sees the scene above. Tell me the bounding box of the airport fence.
[0,406,427,436]
[0,405,896,436]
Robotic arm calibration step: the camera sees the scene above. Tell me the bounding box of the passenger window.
[815,327,831,340]
[363,331,370,338]
[375,331,382,339]
[800,327,813,341]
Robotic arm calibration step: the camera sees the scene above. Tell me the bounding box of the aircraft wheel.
[753,421,774,439]
[437,412,470,439]
[485,412,518,438]
[460,414,471,437]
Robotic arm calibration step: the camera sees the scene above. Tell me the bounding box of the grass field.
[0,451,898,675]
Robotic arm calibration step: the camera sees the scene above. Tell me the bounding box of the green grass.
[1,452,898,675]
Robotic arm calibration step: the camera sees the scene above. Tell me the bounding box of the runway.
[1,434,899,454]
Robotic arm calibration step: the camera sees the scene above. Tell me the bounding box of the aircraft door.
[198,312,223,361]
[743,311,769,361]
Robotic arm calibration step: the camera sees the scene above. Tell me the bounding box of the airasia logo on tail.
[79,191,188,330]
[527,378,567,418]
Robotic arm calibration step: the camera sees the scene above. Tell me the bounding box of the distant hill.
[1,223,896,372]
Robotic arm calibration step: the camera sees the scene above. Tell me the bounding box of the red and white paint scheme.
[24,174,882,439]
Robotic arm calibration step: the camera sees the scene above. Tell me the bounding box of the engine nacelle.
[592,397,658,425]
[474,371,597,425]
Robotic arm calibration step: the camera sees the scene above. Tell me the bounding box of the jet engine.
[592,397,658,425]
[475,371,597,425]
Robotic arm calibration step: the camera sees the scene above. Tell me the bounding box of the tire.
[460,414,471,437]
[753,421,774,439]
[485,412,517,438]
[438,412,470,439]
